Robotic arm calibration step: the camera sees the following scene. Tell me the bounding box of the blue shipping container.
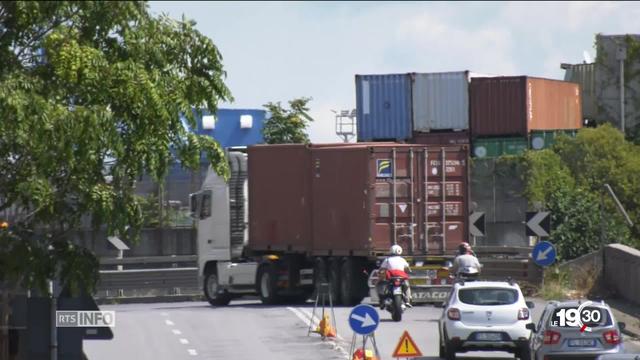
[191,108,267,148]
[356,74,412,141]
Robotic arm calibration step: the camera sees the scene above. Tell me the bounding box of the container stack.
[356,71,480,145]
[469,76,582,158]
[355,73,583,154]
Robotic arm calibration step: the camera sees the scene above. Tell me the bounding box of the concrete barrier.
[604,244,640,306]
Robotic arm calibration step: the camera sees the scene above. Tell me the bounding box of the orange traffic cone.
[315,314,336,338]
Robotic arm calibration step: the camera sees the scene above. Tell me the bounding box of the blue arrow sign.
[532,241,557,267]
[348,304,380,335]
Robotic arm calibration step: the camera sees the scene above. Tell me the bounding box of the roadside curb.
[96,294,203,305]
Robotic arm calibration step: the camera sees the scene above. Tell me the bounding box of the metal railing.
[96,256,200,299]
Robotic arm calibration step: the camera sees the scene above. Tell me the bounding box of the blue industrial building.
[191,108,267,148]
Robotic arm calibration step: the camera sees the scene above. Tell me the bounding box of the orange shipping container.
[470,76,582,137]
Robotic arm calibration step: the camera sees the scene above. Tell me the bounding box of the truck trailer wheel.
[328,258,342,305]
[257,263,280,305]
[204,270,231,306]
[312,257,328,300]
[340,258,364,306]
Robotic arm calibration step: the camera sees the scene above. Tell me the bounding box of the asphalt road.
[84,298,640,360]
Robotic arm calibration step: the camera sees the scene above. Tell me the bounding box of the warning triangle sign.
[392,330,423,358]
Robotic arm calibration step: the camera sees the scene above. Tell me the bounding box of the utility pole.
[616,45,627,135]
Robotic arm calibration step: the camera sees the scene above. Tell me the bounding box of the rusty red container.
[470,76,582,137]
[311,143,469,256]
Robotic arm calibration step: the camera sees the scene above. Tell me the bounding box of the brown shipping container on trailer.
[311,143,469,257]
[248,144,312,252]
[470,77,582,137]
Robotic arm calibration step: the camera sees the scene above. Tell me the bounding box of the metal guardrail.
[475,246,533,258]
[98,268,199,290]
[96,255,200,299]
[99,255,197,266]
[480,258,543,284]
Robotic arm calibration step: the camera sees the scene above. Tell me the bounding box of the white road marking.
[160,312,169,317]
[187,349,198,356]
[172,329,182,335]
[179,338,189,344]
[165,319,174,326]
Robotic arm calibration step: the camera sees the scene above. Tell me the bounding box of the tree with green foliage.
[262,97,314,144]
[0,2,231,356]
[521,124,640,261]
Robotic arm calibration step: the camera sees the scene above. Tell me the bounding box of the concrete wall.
[604,244,640,306]
[559,248,604,290]
[470,158,528,247]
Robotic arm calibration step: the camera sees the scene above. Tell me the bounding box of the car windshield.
[458,288,519,306]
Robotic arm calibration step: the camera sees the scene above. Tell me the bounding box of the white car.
[438,279,535,360]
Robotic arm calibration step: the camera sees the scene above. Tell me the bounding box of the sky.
[150,1,640,143]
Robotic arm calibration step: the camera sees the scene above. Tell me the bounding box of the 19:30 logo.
[551,301,604,332]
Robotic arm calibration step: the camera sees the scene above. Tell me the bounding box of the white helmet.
[390,244,403,256]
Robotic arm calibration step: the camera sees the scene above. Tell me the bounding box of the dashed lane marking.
[165,319,174,326]
[179,338,189,345]
[172,329,182,335]
[187,349,198,356]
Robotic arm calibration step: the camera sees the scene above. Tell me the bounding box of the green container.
[472,137,528,158]
[530,130,578,150]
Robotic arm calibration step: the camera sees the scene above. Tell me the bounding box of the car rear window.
[548,306,613,328]
[458,288,519,306]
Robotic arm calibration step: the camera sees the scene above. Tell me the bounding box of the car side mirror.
[619,322,626,330]
[526,323,537,332]
[526,301,535,309]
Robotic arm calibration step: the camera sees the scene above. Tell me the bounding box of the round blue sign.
[532,241,557,267]
[348,304,380,335]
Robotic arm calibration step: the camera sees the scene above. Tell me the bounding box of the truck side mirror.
[189,193,199,219]
[526,323,536,332]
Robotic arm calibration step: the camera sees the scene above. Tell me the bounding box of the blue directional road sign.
[348,304,380,335]
[532,241,557,267]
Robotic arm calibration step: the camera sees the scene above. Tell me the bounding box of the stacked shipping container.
[355,73,583,154]
[469,76,582,157]
[356,71,477,144]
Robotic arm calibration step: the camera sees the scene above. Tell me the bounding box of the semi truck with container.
[190,143,470,306]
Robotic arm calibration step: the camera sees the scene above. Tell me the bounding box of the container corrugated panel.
[412,71,470,131]
[470,77,528,137]
[530,129,578,150]
[470,77,582,137]
[527,78,582,131]
[472,137,528,158]
[410,131,470,145]
[248,144,312,253]
[563,63,596,119]
[356,74,412,141]
[311,143,469,257]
